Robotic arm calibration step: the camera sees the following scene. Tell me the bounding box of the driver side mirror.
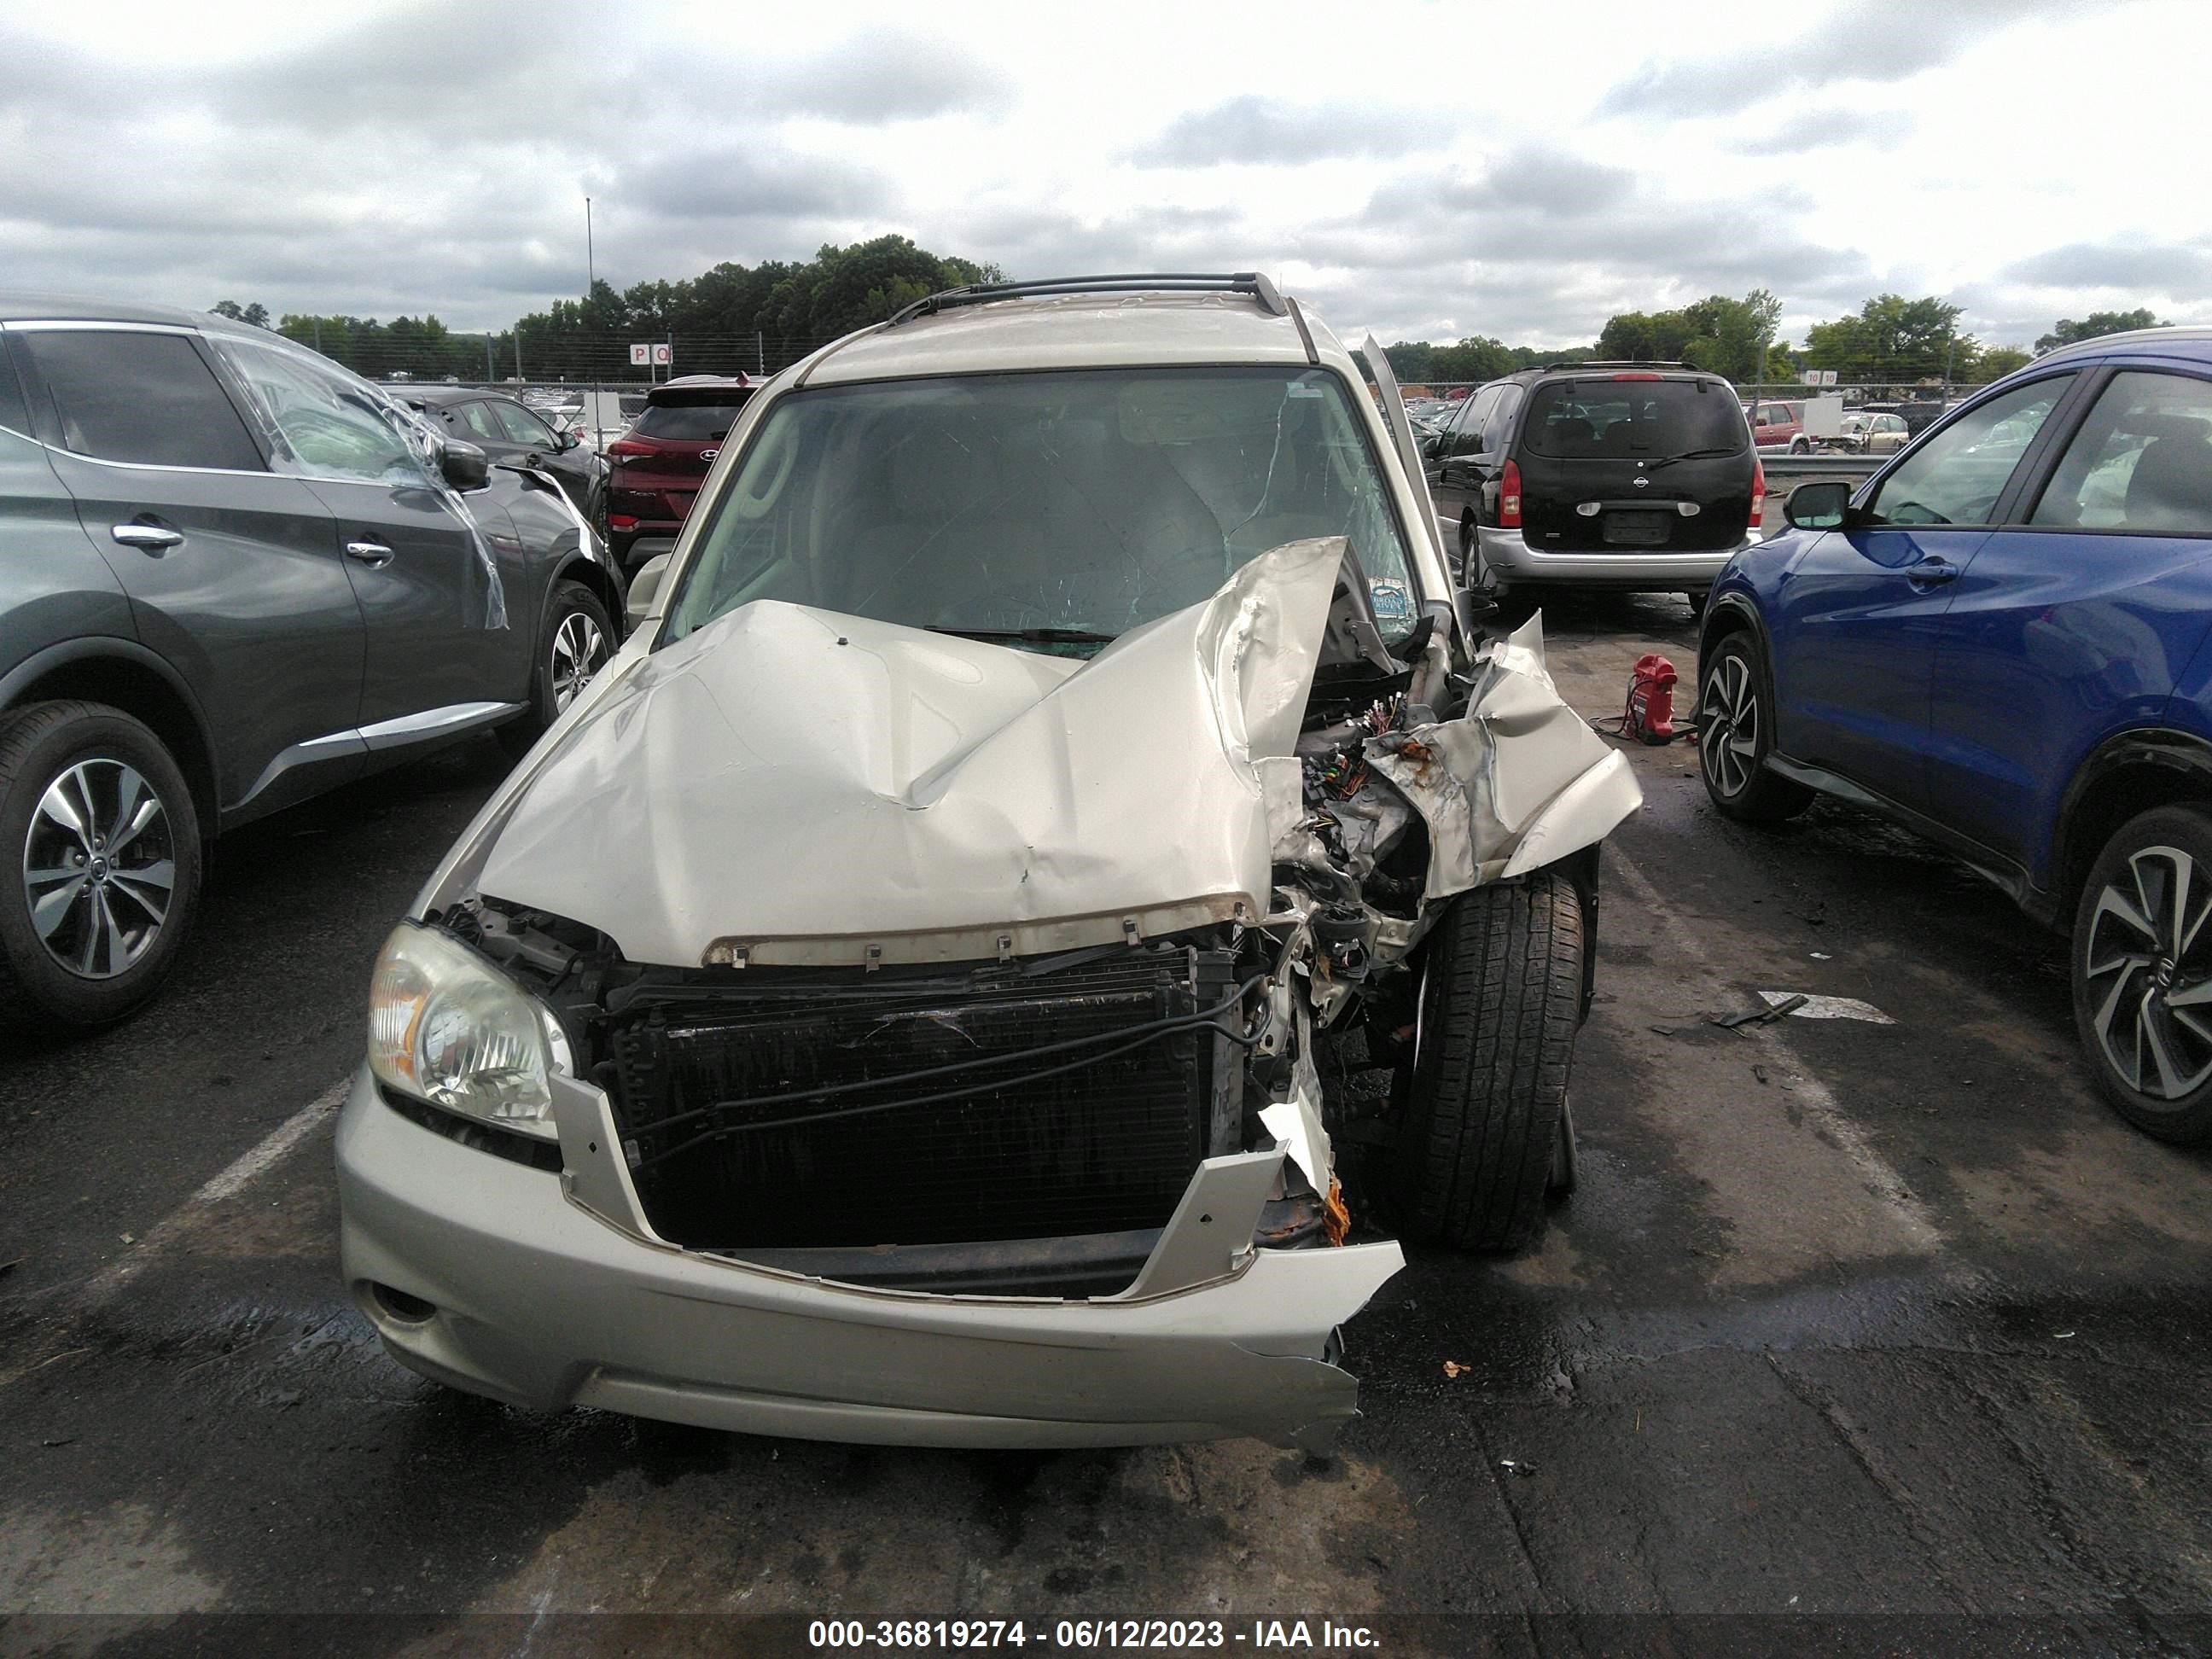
[554,427,579,451]
[626,553,672,633]
[439,439,490,491]
[1784,480,1852,530]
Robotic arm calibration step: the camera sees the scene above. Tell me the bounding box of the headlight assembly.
[368,921,559,1140]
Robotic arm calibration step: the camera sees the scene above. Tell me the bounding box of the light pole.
[585,195,596,299]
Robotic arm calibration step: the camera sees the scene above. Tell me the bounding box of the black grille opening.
[594,950,1235,1252]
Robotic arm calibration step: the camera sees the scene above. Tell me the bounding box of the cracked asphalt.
[3,594,2209,1655]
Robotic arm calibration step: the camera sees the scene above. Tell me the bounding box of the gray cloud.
[1290,148,1878,344]
[928,202,1252,282]
[0,26,98,113]
[1998,239,2212,291]
[621,146,894,221]
[1722,107,1917,156]
[2,1,2200,358]
[768,31,1014,124]
[1129,97,1433,166]
[1362,149,1635,227]
[0,10,980,329]
[1598,0,2095,119]
[218,4,577,121]
[210,9,1009,133]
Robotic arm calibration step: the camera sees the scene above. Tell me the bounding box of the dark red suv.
[604,375,756,569]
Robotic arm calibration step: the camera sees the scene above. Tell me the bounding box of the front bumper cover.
[335,1068,1404,1452]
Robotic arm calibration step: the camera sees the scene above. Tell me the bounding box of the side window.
[490,400,556,448]
[1483,385,1522,452]
[1457,387,1499,444]
[2030,370,2212,534]
[20,330,265,471]
[211,337,430,486]
[453,401,506,443]
[1865,376,2075,527]
[0,339,31,436]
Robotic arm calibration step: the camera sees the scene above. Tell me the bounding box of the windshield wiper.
[1644,446,1740,470]
[926,626,1118,645]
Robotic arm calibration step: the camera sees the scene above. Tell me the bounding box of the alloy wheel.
[550,610,608,712]
[2081,844,2212,1101]
[1699,654,1761,797]
[21,758,176,980]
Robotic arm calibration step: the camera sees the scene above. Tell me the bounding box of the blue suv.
[1697,328,2212,1145]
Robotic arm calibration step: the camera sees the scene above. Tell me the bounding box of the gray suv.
[0,296,627,1027]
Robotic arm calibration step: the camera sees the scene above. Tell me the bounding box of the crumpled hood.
[474,538,1349,968]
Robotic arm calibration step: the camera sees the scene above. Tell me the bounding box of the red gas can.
[1624,654,1678,745]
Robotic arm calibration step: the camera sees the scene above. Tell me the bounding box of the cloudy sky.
[3,0,2203,351]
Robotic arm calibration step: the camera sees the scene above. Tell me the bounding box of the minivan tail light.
[1499,459,1522,529]
[1611,371,1662,381]
[1749,457,1766,530]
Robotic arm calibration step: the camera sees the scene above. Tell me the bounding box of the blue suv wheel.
[2072,806,2212,1144]
[1697,633,1810,824]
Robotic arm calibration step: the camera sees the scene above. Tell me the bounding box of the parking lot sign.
[652,343,673,366]
[629,342,649,366]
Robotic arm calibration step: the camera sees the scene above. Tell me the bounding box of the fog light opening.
[370,1282,438,1324]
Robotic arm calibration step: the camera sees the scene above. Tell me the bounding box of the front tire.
[503,581,614,756]
[2071,806,2212,1145]
[1389,873,1584,1251]
[0,701,202,1028]
[1697,633,1812,824]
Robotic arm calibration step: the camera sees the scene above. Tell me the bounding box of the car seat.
[828,417,1005,616]
[2123,437,2212,533]
[1548,416,1599,452]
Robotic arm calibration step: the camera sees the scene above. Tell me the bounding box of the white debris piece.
[1756,991,1895,1025]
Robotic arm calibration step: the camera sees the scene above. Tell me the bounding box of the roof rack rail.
[886,272,1288,327]
[1543,358,1695,372]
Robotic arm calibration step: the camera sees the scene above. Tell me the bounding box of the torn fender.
[1366,614,1642,899]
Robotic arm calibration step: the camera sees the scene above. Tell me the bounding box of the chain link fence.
[332,332,848,445]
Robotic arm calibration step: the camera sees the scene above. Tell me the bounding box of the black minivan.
[1427,362,1763,612]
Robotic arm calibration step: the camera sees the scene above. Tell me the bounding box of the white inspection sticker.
[1757,991,1895,1025]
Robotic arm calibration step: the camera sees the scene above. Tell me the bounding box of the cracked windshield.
[662,364,1417,652]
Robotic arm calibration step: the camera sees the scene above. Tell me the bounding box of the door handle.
[111,523,183,552]
[345,540,395,568]
[1907,557,1958,589]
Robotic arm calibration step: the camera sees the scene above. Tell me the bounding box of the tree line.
[210,235,1004,382]
[210,263,2175,391]
[510,235,1004,380]
[1383,294,2172,392]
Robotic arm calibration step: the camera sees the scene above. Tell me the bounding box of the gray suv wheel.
[0,701,201,1027]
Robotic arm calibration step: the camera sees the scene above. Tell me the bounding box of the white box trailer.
[1802,393,1846,442]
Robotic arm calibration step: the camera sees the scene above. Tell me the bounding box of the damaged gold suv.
[336,274,1642,1452]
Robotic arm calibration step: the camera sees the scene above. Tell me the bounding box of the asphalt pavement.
[3,596,2209,1656]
